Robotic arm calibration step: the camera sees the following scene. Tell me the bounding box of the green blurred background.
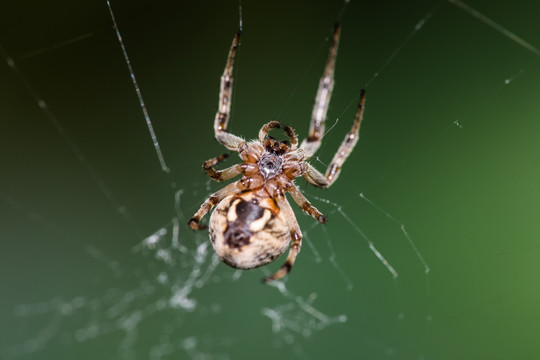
[2,0,540,359]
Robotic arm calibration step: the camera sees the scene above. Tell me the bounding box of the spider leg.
[214,31,245,151]
[288,184,327,223]
[303,163,329,187]
[262,193,303,283]
[203,154,242,182]
[188,181,240,230]
[300,23,340,159]
[258,121,281,142]
[303,90,366,188]
[258,121,298,149]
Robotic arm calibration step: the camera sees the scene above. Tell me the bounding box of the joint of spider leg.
[307,133,321,142]
[322,77,333,87]
[203,153,228,168]
[291,231,302,242]
[242,174,264,189]
[240,177,252,189]
[240,163,258,176]
[274,186,285,199]
[238,142,249,153]
[327,164,340,182]
[283,262,293,274]
[222,80,232,91]
[203,196,218,208]
[217,113,228,130]
[345,134,356,144]
[207,172,222,182]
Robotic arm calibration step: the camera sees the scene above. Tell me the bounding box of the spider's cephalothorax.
[258,151,283,180]
[259,137,287,180]
[188,24,367,283]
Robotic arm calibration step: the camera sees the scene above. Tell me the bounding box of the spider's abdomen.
[209,191,290,270]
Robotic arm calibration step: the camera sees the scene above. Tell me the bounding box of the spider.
[188,24,366,283]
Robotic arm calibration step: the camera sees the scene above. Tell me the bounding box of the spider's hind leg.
[262,192,304,283]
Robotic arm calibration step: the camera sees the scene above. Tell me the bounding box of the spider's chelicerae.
[188,24,366,283]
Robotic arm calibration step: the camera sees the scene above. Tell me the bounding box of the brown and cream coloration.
[188,24,367,283]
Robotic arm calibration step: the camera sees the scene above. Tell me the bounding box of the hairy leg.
[304,90,366,188]
[203,153,242,182]
[188,182,240,230]
[262,193,303,283]
[300,23,340,158]
[288,184,327,223]
[214,31,245,151]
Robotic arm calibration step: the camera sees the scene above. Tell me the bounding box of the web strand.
[359,193,432,320]
[309,193,399,278]
[449,0,540,58]
[106,0,170,174]
[0,43,142,239]
[365,2,443,88]
[238,0,243,32]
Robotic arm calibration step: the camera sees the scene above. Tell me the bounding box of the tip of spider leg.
[360,88,366,96]
[261,273,282,284]
[318,214,327,224]
[188,218,207,230]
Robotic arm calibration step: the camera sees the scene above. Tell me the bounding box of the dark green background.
[2,0,540,359]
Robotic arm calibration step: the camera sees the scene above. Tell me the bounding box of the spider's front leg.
[300,23,340,158]
[214,31,245,151]
[324,89,366,185]
[303,90,366,188]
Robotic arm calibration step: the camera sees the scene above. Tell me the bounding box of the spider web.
[2,0,540,359]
